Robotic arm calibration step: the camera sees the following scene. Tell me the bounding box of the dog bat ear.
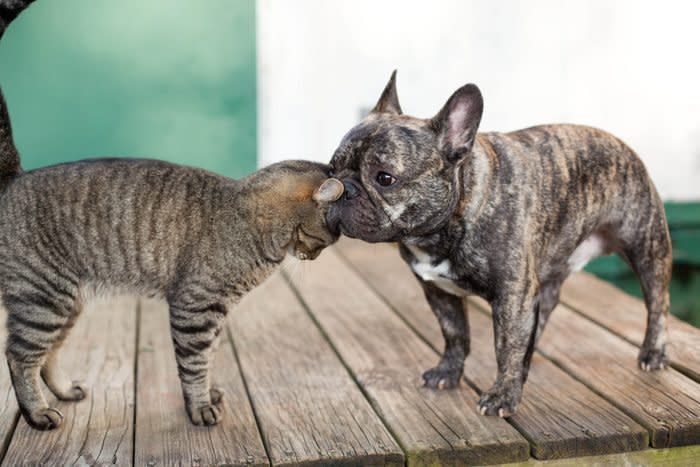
[371,70,403,115]
[313,178,344,203]
[432,83,483,163]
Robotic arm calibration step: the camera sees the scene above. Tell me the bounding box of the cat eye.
[376,171,396,187]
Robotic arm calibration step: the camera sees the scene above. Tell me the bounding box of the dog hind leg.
[624,231,672,371]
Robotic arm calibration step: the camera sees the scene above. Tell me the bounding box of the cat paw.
[639,347,669,371]
[477,384,520,418]
[187,403,223,426]
[422,366,462,389]
[55,382,87,402]
[25,407,64,430]
[210,387,225,406]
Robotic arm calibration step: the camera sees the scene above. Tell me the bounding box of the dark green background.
[0,0,257,178]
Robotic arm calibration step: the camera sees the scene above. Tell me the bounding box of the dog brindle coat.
[326,71,672,417]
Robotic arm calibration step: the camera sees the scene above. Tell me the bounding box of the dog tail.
[0,1,35,188]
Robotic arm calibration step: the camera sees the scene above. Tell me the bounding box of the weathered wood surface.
[288,248,530,466]
[134,298,268,467]
[562,272,700,381]
[336,238,649,459]
[2,239,700,465]
[499,444,700,467]
[230,271,403,466]
[523,297,700,448]
[0,307,18,461]
[3,296,137,466]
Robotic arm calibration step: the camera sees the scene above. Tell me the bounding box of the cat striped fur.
[0,0,343,430]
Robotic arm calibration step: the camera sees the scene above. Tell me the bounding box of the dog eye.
[376,171,396,187]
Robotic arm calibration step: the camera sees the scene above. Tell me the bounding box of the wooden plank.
[561,272,700,381]
[0,306,19,463]
[230,271,403,466]
[336,238,649,459]
[288,248,529,466]
[498,444,700,467]
[513,298,700,448]
[3,296,137,465]
[134,298,268,467]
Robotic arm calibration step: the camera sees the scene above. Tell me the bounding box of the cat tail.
[0,87,21,186]
[0,1,35,187]
[0,0,35,39]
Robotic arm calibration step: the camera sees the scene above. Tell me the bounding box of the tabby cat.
[0,0,344,430]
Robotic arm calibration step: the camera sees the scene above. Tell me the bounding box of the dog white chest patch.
[406,245,468,297]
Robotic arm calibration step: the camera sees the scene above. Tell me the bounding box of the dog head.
[326,71,484,242]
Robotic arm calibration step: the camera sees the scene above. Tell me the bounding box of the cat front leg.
[168,302,228,426]
[5,290,81,430]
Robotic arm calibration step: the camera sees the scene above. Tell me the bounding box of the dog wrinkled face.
[326,71,484,243]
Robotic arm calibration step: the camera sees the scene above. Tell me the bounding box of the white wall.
[257,0,700,200]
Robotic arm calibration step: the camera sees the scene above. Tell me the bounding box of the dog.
[326,71,672,417]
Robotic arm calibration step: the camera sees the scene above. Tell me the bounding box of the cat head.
[244,160,344,261]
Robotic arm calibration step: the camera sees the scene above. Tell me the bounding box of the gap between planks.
[470,294,700,449]
[2,296,137,466]
[334,239,649,460]
[334,238,700,450]
[133,297,268,467]
[561,272,700,383]
[286,247,530,466]
[229,270,403,466]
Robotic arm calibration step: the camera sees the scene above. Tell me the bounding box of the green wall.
[0,0,257,179]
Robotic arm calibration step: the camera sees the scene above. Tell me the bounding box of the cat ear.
[431,83,483,163]
[312,178,344,203]
[371,70,402,115]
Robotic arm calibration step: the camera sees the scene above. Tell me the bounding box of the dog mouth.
[327,198,407,243]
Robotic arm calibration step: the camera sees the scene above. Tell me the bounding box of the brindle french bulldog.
[326,71,672,417]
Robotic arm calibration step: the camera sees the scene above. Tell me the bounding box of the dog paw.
[477,385,520,418]
[25,407,64,430]
[638,347,669,371]
[422,366,462,389]
[56,382,87,402]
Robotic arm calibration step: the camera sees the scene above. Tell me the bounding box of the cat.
[0,0,344,431]
[0,1,35,38]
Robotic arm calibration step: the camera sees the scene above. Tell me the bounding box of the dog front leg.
[419,280,469,389]
[478,291,538,417]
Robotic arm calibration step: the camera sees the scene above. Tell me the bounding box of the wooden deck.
[2,238,700,466]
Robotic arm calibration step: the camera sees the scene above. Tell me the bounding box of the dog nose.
[343,180,360,200]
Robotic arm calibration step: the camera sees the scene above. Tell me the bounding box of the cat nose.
[343,180,361,200]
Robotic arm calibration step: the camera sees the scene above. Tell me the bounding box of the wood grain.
[230,271,403,466]
[134,298,268,467]
[0,306,18,463]
[3,296,137,465]
[499,444,700,467]
[288,248,529,466]
[529,300,700,448]
[336,238,649,459]
[562,272,700,381]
